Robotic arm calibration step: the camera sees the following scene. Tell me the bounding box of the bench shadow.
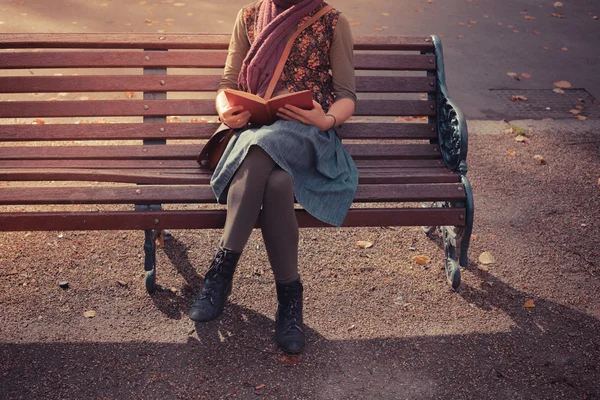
[148,237,204,320]
[2,265,599,399]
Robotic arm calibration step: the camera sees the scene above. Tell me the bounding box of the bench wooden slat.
[356,77,435,93]
[0,183,465,205]
[0,100,215,118]
[0,50,229,69]
[354,159,444,168]
[0,75,436,94]
[0,122,217,141]
[355,100,435,116]
[0,33,232,50]
[0,159,446,169]
[0,99,435,118]
[0,167,459,185]
[0,34,433,51]
[0,75,222,93]
[1,52,435,71]
[354,35,434,51]
[0,122,436,141]
[0,144,441,160]
[0,208,465,231]
[354,53,435,71]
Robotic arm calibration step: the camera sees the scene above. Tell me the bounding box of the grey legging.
[219,145,299,284]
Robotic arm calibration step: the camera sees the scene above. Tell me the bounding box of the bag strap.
[263,5,334,100]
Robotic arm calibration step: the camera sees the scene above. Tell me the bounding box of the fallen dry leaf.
[511,95,528,101]
[355,241,373,249]
[575,105,583,110]
[576,115,588,121]
[478,251,496,265]
[33,118,46,125]
[280,355,302,366]
[533,155,546,164]
[569,109,581,115]
[381,12,390,16]
[83,310,97,318]
[561,47,569,51]
[553,1,563,7]
[515,135,528,142]
[477,264,489,272]
[553,88,565,94]
[124,92,135,98]
[524,299,535,308]
[553,81,572,89]
[507,149,517,157]
[507,72,521,81]
[255,384,265,390]
[413,255,431,265]
[552,12,565,18]
[524,15,536,20]
[521,73,532,79]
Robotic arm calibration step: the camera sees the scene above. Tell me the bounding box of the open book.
[223,89,314,126]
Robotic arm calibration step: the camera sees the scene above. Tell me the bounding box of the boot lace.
[281,286,303,333]
[197,252,228,305]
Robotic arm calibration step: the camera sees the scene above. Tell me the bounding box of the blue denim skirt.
[210,120,359,227]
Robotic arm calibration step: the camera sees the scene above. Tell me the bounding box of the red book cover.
[223,89,314,126]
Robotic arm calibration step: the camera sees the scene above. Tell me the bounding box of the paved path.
[1,0,599,119]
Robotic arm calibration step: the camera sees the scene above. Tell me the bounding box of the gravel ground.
[1,120,599,399]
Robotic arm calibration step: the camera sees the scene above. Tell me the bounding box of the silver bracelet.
[325,114,337,130]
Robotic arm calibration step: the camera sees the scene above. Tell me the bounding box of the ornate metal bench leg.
[421,201,462,290]
[458,175,474,268]
[136,204,162,294]
[441,225,461,290]
[143,229,158,294]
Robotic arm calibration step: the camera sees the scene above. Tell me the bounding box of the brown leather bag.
[196,123,237,170]
[197,5,333,170]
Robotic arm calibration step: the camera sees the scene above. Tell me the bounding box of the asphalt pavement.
[1,0,599,119]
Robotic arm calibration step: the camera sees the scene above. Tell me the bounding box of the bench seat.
[0,33,473,290]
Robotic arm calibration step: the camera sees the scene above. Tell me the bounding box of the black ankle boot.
[275,279,305,353]
[189,248,241,322]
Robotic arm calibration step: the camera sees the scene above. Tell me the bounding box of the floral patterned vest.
[242,2,340,111]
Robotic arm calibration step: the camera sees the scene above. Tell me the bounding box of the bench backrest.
[0,33,441,168]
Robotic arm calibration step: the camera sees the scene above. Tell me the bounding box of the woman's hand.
[219,105,251,129]
[215,91,251,129]
[276,100,334,131]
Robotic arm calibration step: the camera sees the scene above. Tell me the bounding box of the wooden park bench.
[0,33,473,291]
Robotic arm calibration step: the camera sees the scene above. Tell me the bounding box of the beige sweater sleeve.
[218,9,250,92]
[330,13,357,104]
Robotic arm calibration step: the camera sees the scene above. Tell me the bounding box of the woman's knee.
[265,169,294,197]
[245,145,274,168]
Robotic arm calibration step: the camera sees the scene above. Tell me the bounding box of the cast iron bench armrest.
[431,35,468,175]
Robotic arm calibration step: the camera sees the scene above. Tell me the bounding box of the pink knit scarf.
[238,0,323,98]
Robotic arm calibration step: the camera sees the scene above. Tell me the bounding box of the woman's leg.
[189,145,276,322]
[260,168,299,283]
[220,145,277,252]
[261,169,304,353]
